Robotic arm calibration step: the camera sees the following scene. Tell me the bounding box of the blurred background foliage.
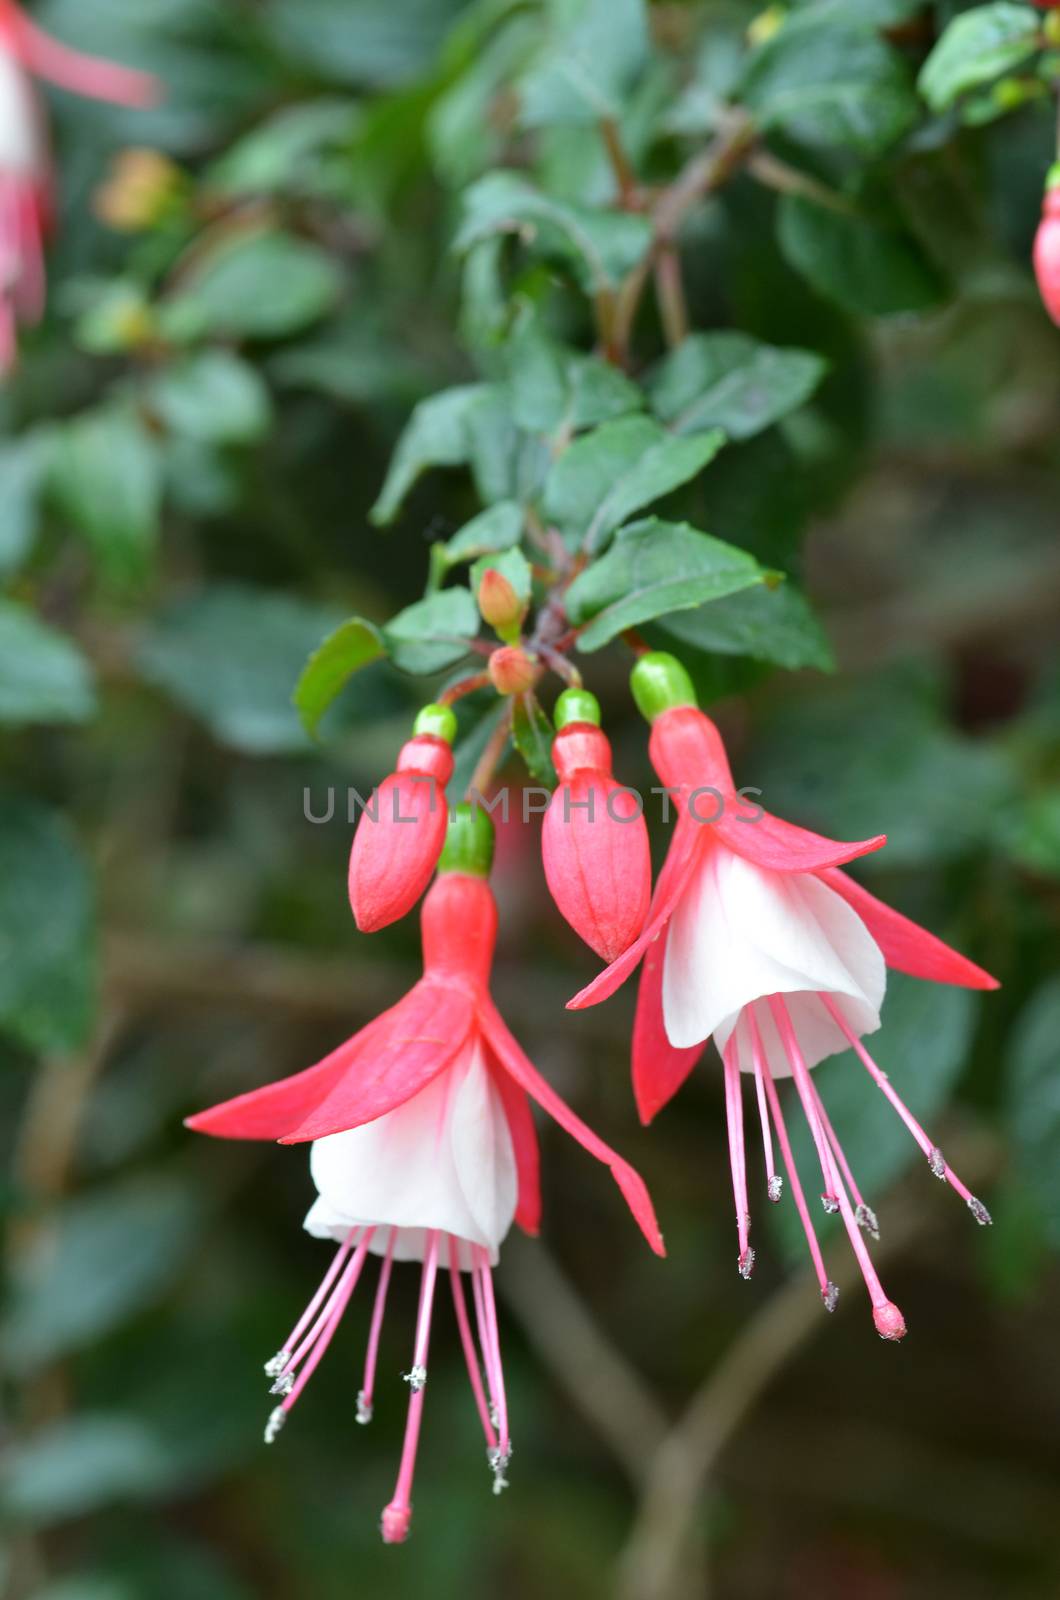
[1,0,1059,1596]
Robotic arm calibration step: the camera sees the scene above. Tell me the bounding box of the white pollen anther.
[356,1390,373,1425]
[967,1196,992,1226]
[269,1371,294,1397]
[821,1194,840,1215]
[403,1364,427,1392]
[855,1203,880,1241]
[487,1445,512,1494]
[264,1406,286,1444]
[264,1350,290,1378]
[738,1247,755,1280]
[928,1146,947,1180]
[767,1174,783,1203]
[822,1281,840,1313]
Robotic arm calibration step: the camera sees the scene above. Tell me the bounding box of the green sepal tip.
[438,801,495,878]
[630,651,698,723]
[553,688,601,730]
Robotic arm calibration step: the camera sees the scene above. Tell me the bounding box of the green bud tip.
[630,651,698,723]
[438,801,495,878]
[414,703,458,744]
[1047,162,1060,193]
[554,688,601,731]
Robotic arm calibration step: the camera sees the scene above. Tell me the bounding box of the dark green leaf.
[0,796,95,1054]
[292,616,386,737]
[207,99,361,196]
[455,172,652,291]
[383,587,479,674]
[778,194,948,316]
[138,585,346,754]
[512,693,557,787]
[653,582,834,671]
[918,4,1042,112]
[0,601,97,726]
[1007,978,1060,1248]
[2,1414,176,1524]
[544,416,724,550]
[566,517,767,651]
[164,232,342,340]
[0,434,47,576]
[371,384,501,525]
[648,332,827,441]
[48,408,163,582]
[518,0,649,127]
[504,325,643,435]
[148,350,271,445]
[443,501,524,564]
[264,0,464,88]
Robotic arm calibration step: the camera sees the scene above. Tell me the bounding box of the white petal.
[663,844,885,1059]
[0,53,45,174]
[305,1037,516,1265]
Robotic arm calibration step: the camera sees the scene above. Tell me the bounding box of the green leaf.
[2,1414,176,1524]
[0,601,97,726]
[48,408,163,582]
[0,435,47,575]
[455,171,653,291]
[3,1178,202,1373]
[383,587,479,674]
[566,517,767,651]
[264,0,463,88]
[652,582,834,672]
[543,416,724,551]
[518,0,649,127]
[371,384,515,525]
[292,616,386,737]
[1007,978,1060,1248]
[504,325,643,435]
[741,7,919,156]
[772,973,978,1260]
[0,796,95,1055]
[470,545,532,610]
[512,693,557,788]
[778,194,947,316]
[164,232,342,341]
[443,501,525,565]
[207,98,361,196]
[648,332,827,442]
[148,350,272,445]
[918,4,1042,113]
[138,585,347,754]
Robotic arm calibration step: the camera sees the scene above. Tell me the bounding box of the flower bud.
[477,567,524,639]
[488,646,536,696]
[541,690,651,962]
[94,148,184,232]
[348,708,455,932]
[1033,178,1060,327]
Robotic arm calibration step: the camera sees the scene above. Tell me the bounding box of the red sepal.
[819,868,999,990]
[631,923,706,1124]
[491,1067,541,1235]
[348,734,453,932]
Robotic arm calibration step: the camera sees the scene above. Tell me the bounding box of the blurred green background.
[2,2,1059,1597]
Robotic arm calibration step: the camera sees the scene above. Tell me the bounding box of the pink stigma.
[873,1301,907,1342]
[380,1502,412,1544]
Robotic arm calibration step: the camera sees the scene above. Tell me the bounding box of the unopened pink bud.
[488,646,535,696]
[1033,188,1060,326]
[348,733,453,932]
[872,1301,907,1342]
[478,568,523,635]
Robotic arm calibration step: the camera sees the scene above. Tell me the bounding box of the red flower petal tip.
[348,734,453,932]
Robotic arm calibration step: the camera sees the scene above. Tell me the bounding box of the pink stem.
[475,1247,509,1459]
[381,1230,441,1544]
[767,995,838,1209]
[746,1012,779,1200]
[448,1240,497,1449]
[358,1228,396,1421]
[282,1231,374,1411]
[722,1039,752,1273]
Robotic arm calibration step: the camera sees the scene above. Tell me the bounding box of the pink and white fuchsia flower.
[0,0,155,368]
[569,653,998,1341]
[188,806,663,1543]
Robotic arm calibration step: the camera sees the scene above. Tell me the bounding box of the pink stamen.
[722,1039,753,1276]
[752,1004,834,1308]
[279,1236,371,1383]
[821,994,990,1224]
[272,1227,357,1367]
[358,1228,397,1424]
[381,1229,441,1545]
[745,1012,781,1203]
[474,1247,510,1462]
[282,1231,375,1412]
[772,997,906,1340]
[448,1240,497,1451]
[767,995,838,1212]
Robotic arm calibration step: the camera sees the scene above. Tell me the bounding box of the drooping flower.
[0,0,156,369]
[347,703,456,933]
[541,688,651,962]
[188,804,664,1542]
[1033,168,1060,327]
[569,653,998,1339]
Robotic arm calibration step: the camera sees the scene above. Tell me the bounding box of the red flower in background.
[1034,178,1060,326]
[0,0,155,368]
[188,807,663,1542]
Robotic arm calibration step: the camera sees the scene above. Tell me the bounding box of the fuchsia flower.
[1033,174,1060,327]
[188,804,663,1543]
[569,653,998,1340]
[542,688,651,962]
[347,704,456,933]
[0,0,156,369]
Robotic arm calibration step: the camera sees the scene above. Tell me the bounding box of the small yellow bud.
[94,148,184,232]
